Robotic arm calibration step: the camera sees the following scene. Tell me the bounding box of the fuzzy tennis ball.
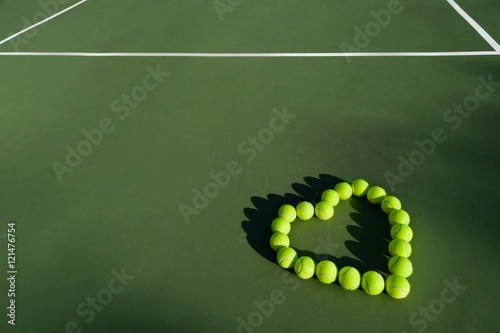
[338,266,361,290]
[389,238,412,258]
[391,224,413,242]
[271,217,291,235]
[361,271,385,295]
[321,189,340,207]
[270,232,290,252]
[334,182,352,200]
[278,204,296,222]
[296,201,314,220]
[381,196,402,214]
[388,256,413,278]
[351,179,369,197]
[277,247,298,269]
[315,201,334,220]
[386,274,411,299]
[294,256,315,279]
[389,209,410,226]
[316,261,338,284]
[366,186,387,204]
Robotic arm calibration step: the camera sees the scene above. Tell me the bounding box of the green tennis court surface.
[0,1,499,332]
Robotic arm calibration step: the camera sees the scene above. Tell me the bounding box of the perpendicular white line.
[0,0,87,47]
[0,51,498,57]
[447,0,500,53]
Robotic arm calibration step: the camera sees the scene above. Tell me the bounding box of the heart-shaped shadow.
[241,174,391,276]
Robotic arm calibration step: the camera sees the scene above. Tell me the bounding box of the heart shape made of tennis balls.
[270,179,413,299]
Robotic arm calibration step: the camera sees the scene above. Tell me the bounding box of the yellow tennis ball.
[294,256,315,279]
[390,224,413,242]
[389,238,412,258]
[315,260,338,284]
[278,204,296,222]
[321,189,340,206]
[361,271,385,296]
[296,201,314,220]
[389,209,410,226]
[388,256,413,278]
[315,201,334,220]
[338,266,361,290]
[269,232,290,252]
[386,274,411,299]
[276,247,298,269]
[366,186,387,204]
[351,179,369,197]
[381,196,402,214]
[334,182,352,200]
[271,217,291,234]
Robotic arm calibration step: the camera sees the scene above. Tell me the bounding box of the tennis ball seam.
[340,267,350,276]
[341,189,352,200]
[393,224,402,237]
[318,272,334,283]
[280,257,295,266]
[389,256,400,270]
[388,285,406,297]
[347,282,358,290]
[273,227,286,233]
[318,208,326,219]
[364,277,371,294]
[296,260,304,274]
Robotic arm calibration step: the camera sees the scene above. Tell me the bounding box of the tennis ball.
[361,271,385,296]
[316,261,338,284]
[389,209,410,226]
[366,186,387,204]
[278,204,296,222]
[294,256,315,279]
[389,238,412,258]
[388,256,413,278]
[296,201,314,220]
[386,274,411,299]
[390,224,413,242]
[334,182,352,200]
[277,247,298,269]
[271,217,291,235]
[321,189,340,207]
[338,266,361,290]
[270,232,290,252]
[315,201,334,220]
[351,179,369,197]
[381,196,402,214]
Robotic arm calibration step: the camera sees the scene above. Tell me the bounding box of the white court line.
[0,0,87,47]
[447,0,500,53]
[0,51,498,57]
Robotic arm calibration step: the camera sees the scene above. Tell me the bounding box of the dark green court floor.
[0,1,499,332]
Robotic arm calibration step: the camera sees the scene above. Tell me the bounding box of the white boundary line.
[0,51,498,57]
[0,0,88,47]
[0,0,497,58]
[447,0,500,52]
